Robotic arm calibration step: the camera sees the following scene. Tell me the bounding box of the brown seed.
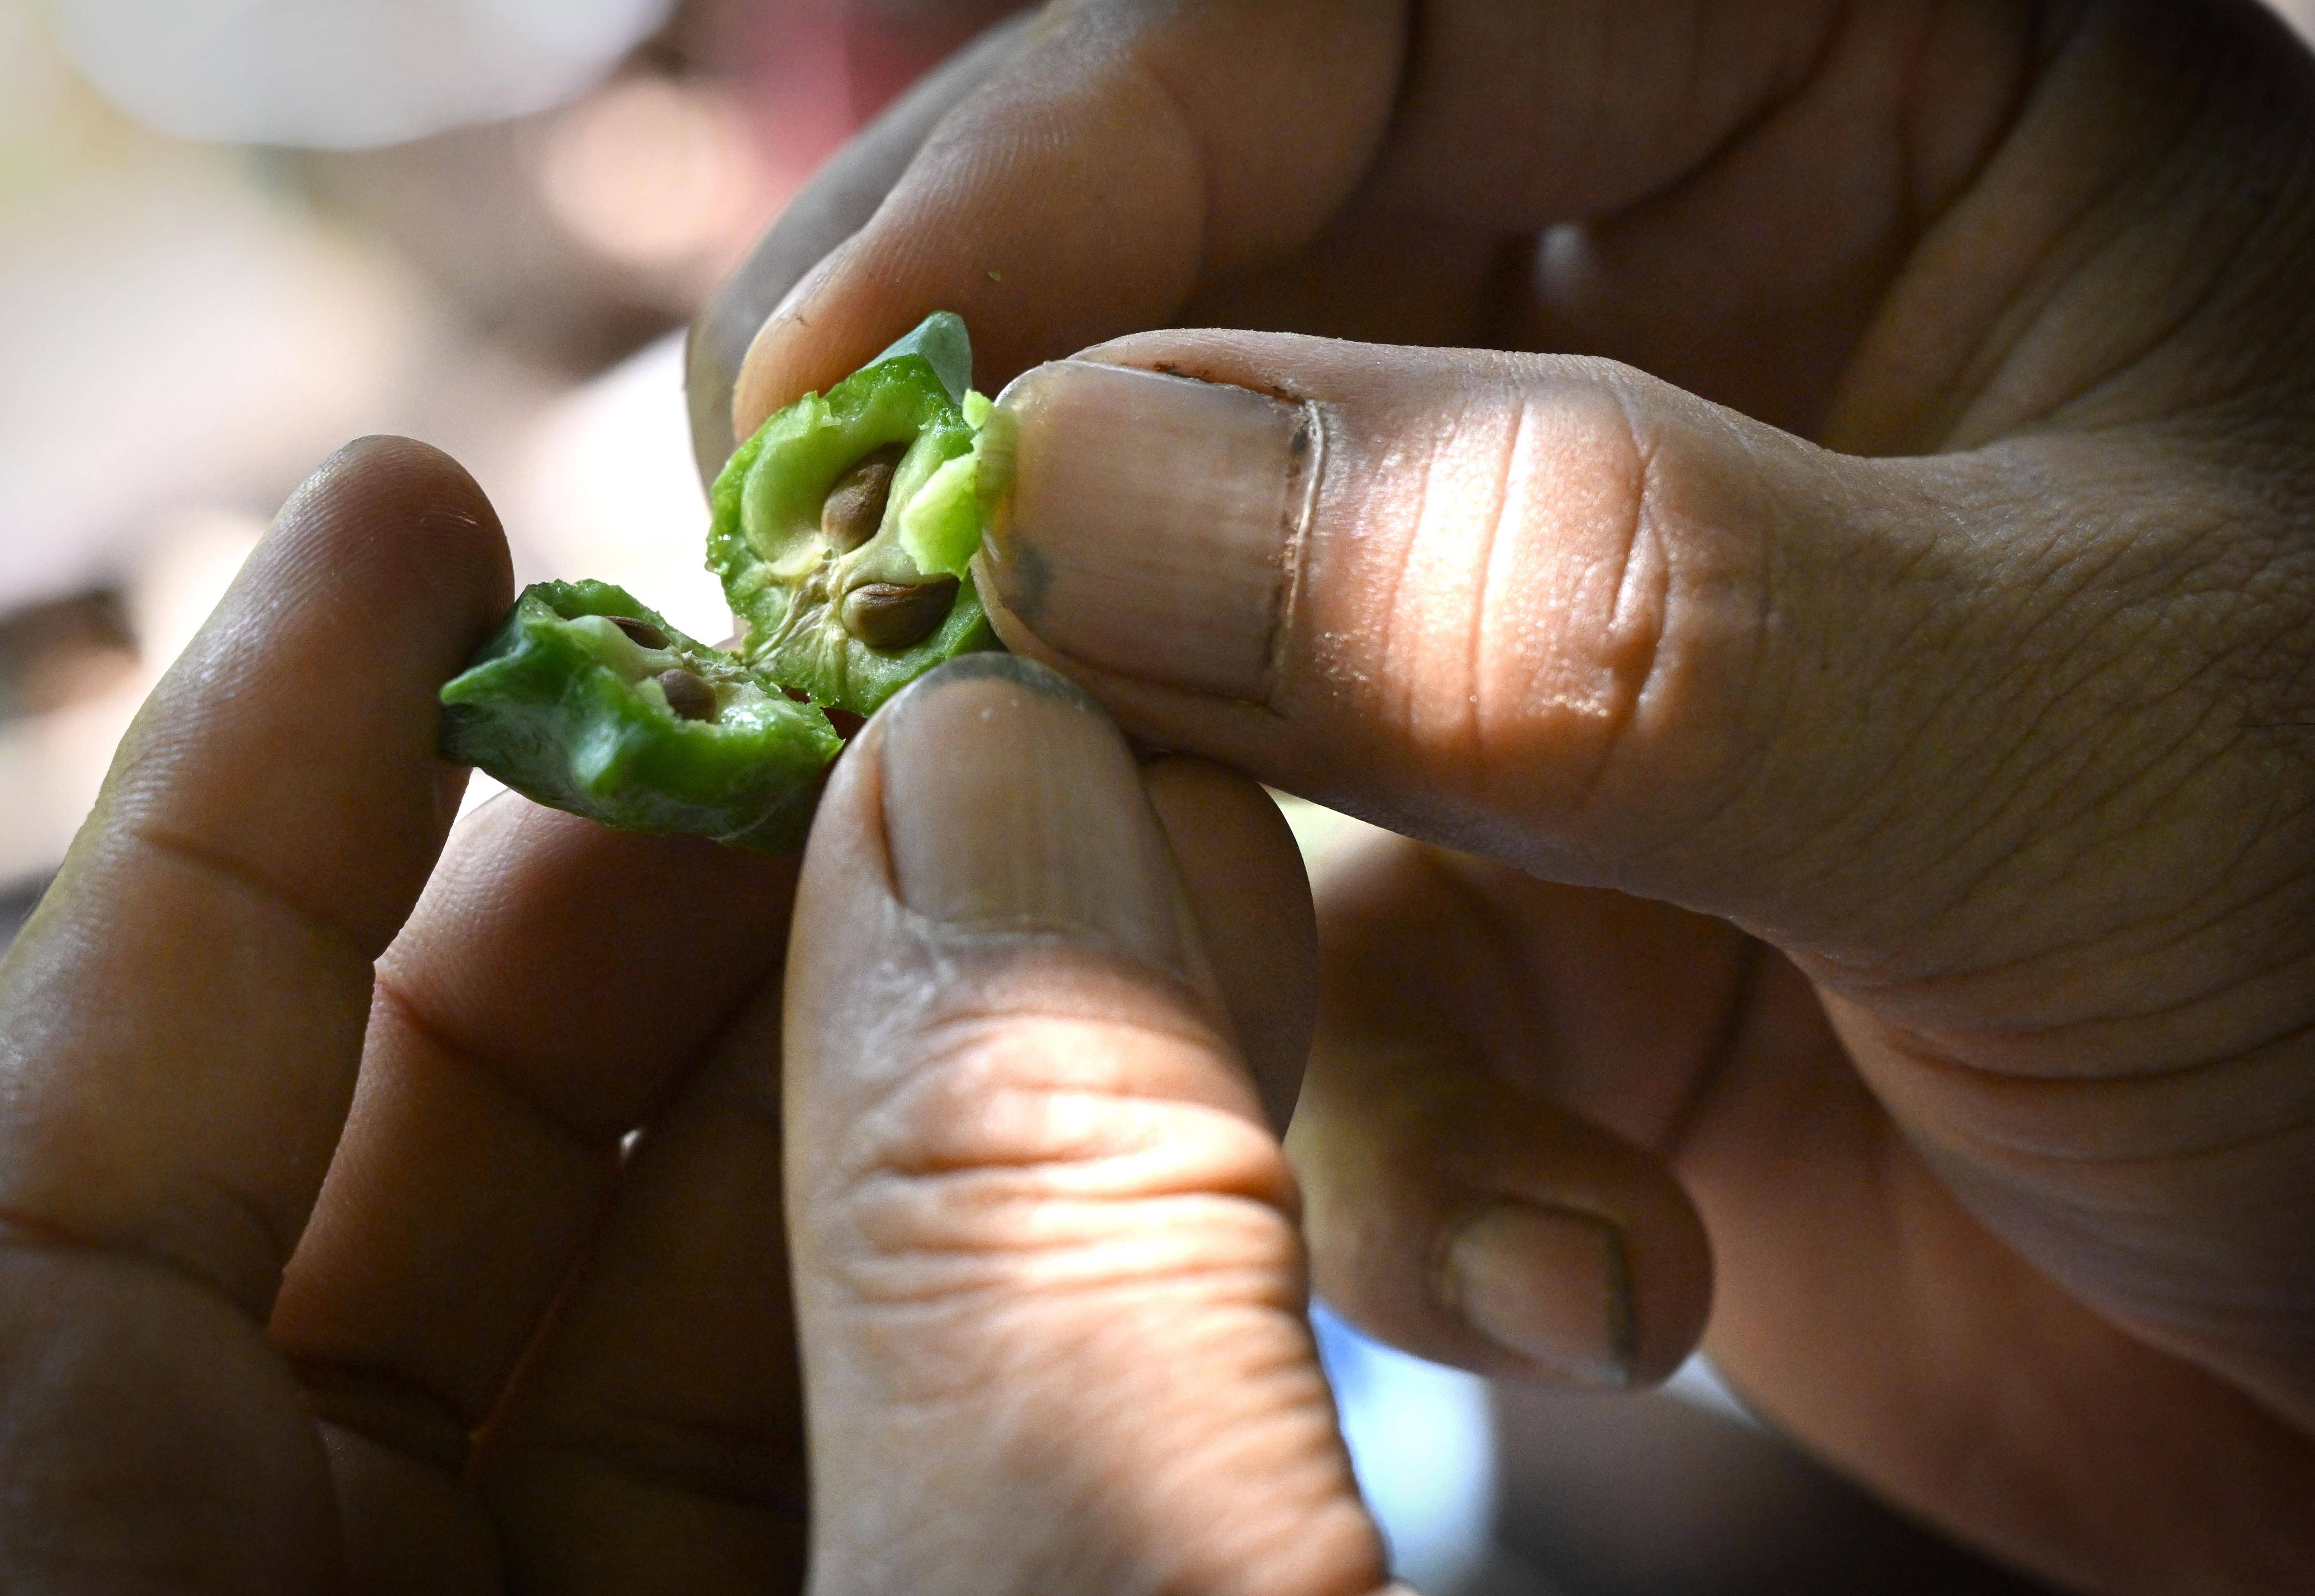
[840,575,960,650]
[605,615,669,649]
[658,667,717,721]
[820,444,907,551]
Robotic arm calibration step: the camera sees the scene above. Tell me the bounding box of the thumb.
[783,654,1389,1596]
[977,331,2110,967]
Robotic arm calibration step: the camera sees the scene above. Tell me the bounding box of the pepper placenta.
[438,312,1005,851]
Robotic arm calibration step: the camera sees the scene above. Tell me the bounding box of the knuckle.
[818,997,1300,1309]
[1370,368,1768,835]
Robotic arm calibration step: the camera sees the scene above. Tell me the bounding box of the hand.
[699,2,2315,1590]
[0,439,1399,1594]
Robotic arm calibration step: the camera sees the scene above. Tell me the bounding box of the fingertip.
[101,436,514,954]
[1301,1071,1716,1392]
[281,434,511,623]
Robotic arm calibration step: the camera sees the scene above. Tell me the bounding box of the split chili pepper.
[437,312,1009,852]
[438,579,842,851]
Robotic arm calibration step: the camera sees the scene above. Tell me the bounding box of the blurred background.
[5,1,2309,1590]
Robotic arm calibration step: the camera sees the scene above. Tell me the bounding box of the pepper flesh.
[439,580,839,852]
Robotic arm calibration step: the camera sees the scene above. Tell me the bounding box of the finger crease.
[369,976,627,1153]
[127,821,378,967]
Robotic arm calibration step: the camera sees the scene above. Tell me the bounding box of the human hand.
[0,438,1404,1595]
[698,3,2315,1590]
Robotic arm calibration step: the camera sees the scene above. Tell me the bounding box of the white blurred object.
[47,0,674,148]
[509,329,731,642]
[0,167,429,607]
[1313,1304,1498,1596]
[0,510,262,884]
[538,75,770,281]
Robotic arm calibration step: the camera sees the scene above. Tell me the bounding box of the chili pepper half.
[707,311,1002,716]
[438,579,840,852]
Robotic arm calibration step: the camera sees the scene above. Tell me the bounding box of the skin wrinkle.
[1363,422,1431,765]
[1264,400,1327,706]
[1635,413,1803,880]
[846,1085,1282,1196]
[1800,490,2216,948]
[1902,23,2155,449]
[1802,862,2315,1018]
[366,976,637,1154]
[57,858,371,1318]
[1858,967,2315,1094]
[2034,155,2270,441]
[1655,935,1770,1165]
[295,1360,475,1475]
[1464,389,1524,794]
[839,1065,1281,1203]
[1932,1072,2315,1176]
[122,823,381,972]
[829,1200,1302,1312]
[839,1183,1298,1273]
[1577,0,1849,231]
[1558,380,1671,825]
[1126,48,1221,285]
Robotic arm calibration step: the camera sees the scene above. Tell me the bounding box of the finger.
[688,11,1036,479]
[1289,829,1714,1388]
[459,755,1311,1592]
[785,653,1388,1596]
[725,0,2049,435]
[730,0,1405,432]
[0,436,508,1318]
[267,803,798,1470]
[472,1017,807,1596]
[976,330,2240,992]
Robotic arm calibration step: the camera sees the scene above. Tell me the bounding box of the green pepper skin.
[439,580,840,852]
[708,311,1000,717]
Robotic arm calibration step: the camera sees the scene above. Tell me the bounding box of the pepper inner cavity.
[821,443,907,553]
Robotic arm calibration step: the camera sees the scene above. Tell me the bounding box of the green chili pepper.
[438,313,1007,852]
[439,579,840,852]
[707,310,1001,716]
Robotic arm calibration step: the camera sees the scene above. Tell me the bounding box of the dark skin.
[0,439,1342,1593]
[1,1,2312,1592]
[710,0,2315,1589]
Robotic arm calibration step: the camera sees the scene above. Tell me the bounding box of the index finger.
[729,0,1405,435]
[0,436,510,1319]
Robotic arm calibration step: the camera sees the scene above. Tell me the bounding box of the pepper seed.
[820,444,907,551]
[840,575,960,650]
[606,615,669,649]
[658,667,717,721]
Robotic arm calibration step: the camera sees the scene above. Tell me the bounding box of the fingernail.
[878,653,1192,978]
[1440,1204,1635,1387]
[984,361,1319,702]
